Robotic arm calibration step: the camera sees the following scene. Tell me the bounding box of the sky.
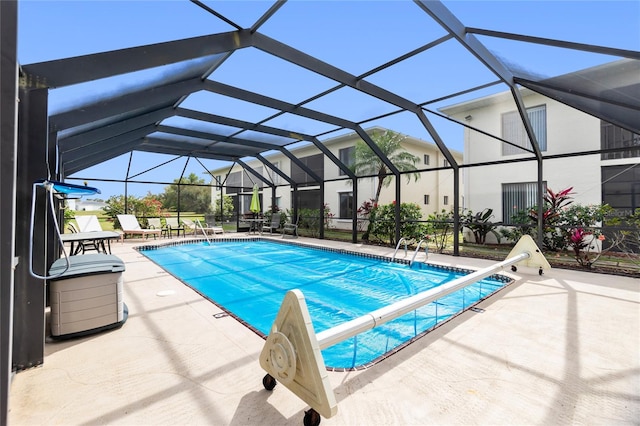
[17,0,640,199]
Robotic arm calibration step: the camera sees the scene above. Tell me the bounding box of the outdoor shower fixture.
[258,235,551,426]
[29,180,101,279]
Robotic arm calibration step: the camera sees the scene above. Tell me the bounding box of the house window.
[502,105,547,155]
[601,121,640,159]
[443,195,449,206]
[339,192,353,219]
[298,189,321,210]
[423,154,430,165]
[423,194,430,205]
[502,181,546,224]
[226,171,242,194]
[443,159,449,167]
[271,161,281,185]
[291,153,324,187]
[244,166,263,188]
[601,165,640,251]
[339,146,355,176]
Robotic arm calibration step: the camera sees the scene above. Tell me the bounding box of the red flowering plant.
[528,187,575,251]
[357,199,376,234]
[563,203,615,268]
[323,203,334,229]
[568,227,591,262]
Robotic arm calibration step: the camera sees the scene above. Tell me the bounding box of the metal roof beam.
[58,106,175,151]
[413,0,542,159]
[413,0,514,83]
[156,124,284,151]
[466,27,640,60]
[177,107,305,142]
[278,147,322,183]
[250,0,287,33]
[175,109,356,178]
[62,125,157,163]
[64,139,145,175]
[236,159,272,187]
[256,153,295,186]
[50,77,204,131]
[135,144,234,162]
[143,136,258,158]
[202,81,383,175]
[252,32,414,112]
[251,31,451,170]
[22,30,253,88]
[203,79,355,129]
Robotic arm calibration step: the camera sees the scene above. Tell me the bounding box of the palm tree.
[352,129,421,203]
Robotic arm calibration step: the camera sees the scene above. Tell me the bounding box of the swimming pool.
[139,239,512,369]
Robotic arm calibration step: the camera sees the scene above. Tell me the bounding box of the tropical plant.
[103,194,164,229]
[210,194,234,222]
[460,208,501,244]
[426,209,454,253]
[295,208,322,237]
[161,173,211,213]
[357,198,377,233]
[368,201,425,246]
[501,187,575,250]
[612,208,640,261]
[323,203,334,229]
[530,187,575,251]
[351,129,421,203]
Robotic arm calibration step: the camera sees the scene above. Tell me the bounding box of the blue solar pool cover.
[141,240,509,369]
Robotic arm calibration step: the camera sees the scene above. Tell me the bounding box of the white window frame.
[339,146,355,176]
[338,191,353,219]
[502,181,547,224]
[502,105,547,155]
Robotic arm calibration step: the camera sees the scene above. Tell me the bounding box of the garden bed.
[447,243,640,278]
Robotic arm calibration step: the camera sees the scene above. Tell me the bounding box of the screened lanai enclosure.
[1,0,639,422]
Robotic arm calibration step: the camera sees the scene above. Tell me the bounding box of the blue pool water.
[140,240,510,369]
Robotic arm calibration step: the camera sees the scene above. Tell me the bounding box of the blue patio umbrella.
[250,184,261,214]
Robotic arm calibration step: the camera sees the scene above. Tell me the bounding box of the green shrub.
[425,209,454,253]
[368,202,426,246]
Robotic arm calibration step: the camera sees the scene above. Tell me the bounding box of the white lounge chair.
[72,215,119,253]
[117,214,161,240]
[75,215,103,232]
[182,218,224,236]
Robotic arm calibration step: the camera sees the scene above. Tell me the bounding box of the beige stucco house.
[209,127,463,230]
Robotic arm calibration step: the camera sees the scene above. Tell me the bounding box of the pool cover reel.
[259,235,550,425]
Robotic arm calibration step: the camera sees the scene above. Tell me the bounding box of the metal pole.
[316,251,529,350]
[0,2,18,421]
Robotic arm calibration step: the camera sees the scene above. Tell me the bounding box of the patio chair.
[73,215,106,253]
[282,215,299,239]
[262,213,282,235]
[117,214,161,240]
[203,216,225,234]
[147,218,168,238]
[183,218,224,236]
[165,217,185,238]
[75,215,103,232]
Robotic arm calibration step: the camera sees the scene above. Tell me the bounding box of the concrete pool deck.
[8,235,639,425]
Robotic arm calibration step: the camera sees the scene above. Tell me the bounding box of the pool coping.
[135,237,515,372]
